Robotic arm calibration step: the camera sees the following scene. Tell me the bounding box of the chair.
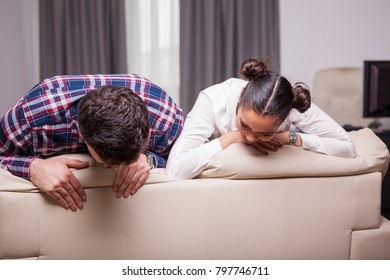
[312,67,374,128]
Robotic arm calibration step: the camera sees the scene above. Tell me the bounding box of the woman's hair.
[78,85,150,165]
[238,58,311,122]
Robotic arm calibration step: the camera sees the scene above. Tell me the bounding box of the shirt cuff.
[299,133,319,151]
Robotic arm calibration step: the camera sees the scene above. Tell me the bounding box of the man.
[0,74,183,211]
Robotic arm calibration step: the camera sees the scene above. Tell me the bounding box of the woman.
[166,58,355,179]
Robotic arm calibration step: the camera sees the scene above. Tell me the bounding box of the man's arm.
[144,150,165,168]
[0,144,89,211]
[0,121,36,179]
[0,155,36,179]
[0,89,90,210]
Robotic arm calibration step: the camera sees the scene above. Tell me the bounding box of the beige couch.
[1,128,390,260]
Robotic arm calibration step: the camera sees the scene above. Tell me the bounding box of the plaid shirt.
[0,74,183,180]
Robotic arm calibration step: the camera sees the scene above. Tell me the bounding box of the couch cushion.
[0,155,177,193]
[0,128,388,191]
[198,128,390,179]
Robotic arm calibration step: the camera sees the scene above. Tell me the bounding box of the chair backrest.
[312,67,373,127]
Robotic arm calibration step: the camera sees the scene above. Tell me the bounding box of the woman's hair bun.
[292,82,311,113]
[239,58,268,81]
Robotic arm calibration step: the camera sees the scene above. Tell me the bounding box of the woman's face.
[236,107,280,143]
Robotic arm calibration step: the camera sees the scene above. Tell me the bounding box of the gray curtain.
[39,0,127,79]
[180,0,280,115]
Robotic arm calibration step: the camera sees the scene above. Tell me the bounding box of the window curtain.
[180,0,280,115]
[125,0,180,104]
[0,0,39,115]
[39,0,127,79]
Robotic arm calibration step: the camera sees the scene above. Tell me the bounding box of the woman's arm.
[166,93,223,179]
[289,103,356,158]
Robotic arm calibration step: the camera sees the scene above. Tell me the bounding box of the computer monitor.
[363,60,390,117]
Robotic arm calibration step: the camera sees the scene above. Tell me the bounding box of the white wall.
[0,0,39,116]
[280,0,390,91]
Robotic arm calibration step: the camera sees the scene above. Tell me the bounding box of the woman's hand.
[219,130,283,155]
[251,131,302,155]
[249,139,283,155]
[272,131,302,147]
[271,131,290,146]
[218,131,246,149]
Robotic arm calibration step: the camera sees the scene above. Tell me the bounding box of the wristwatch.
[146,153,156,169]
[289,131,298,146]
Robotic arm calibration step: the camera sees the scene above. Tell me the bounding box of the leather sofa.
[1,128,390,260]
[312,67,374,128]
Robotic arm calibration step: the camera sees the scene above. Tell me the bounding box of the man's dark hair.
[78,85,150,165]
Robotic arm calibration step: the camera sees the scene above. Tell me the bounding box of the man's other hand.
[111,154,150,198]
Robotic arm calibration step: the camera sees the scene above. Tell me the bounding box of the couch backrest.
[199,128,389,179]
[0,128,388,192]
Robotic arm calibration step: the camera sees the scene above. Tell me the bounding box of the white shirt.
[166,78,356,179]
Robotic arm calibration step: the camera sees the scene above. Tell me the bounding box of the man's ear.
[76,122,85,140]
[76,122,81,134]
[143,129,152,151]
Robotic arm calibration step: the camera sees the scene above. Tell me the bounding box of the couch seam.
[282,180,286,260]
[36,191,41,259]
[126,192,129,259]
[349,175,358,259]
[207,183,210,259]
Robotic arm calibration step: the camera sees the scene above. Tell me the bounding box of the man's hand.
[112,154,150,198]
[30,158,89,211]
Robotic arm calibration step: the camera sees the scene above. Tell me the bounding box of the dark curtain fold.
[180,0,280,115]
[39,0,127,79]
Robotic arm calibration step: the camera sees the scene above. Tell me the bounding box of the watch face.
[289,131,297,145]
[147,154,155,169]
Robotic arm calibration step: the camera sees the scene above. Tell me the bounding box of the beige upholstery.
[200,128,389,179]
[312,67,374,127]
[351,217,390,260]
[1,128,390,260]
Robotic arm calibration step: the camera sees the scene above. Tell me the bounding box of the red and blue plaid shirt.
[0,74,183,180]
